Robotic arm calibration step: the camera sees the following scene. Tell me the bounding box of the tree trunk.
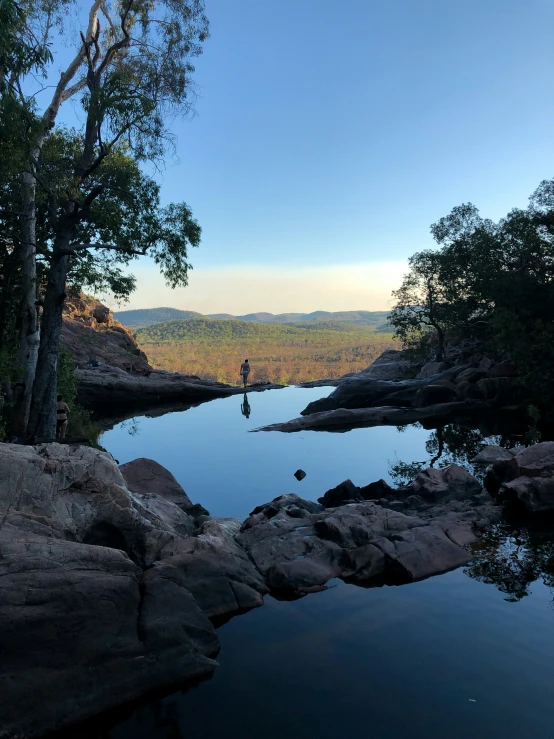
[27,240,71,440]
[11,171,41,437]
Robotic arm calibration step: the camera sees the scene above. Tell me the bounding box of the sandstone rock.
[475,376,524,403]
[318,479,361,506]
[455,367,487,384]
[414,383,457,407]
[500,476,554,512]
[489,361,518,378]
[472,445,517,465]
[77,365,284,412]
[257,401,491,433]
[120,457,195,512]
[512,442,554,478]
[314,503,423,548]
[62,292,152,375]
[164,518,268,618]
[401,464,482,506]
[360,350,415,380]
[416,361,448,379]
[486,442,554,494]
[359,478,396,501]
[373,524,472,581]
[0,443,266,737]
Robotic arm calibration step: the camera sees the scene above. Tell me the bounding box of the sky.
[50,0,554,313]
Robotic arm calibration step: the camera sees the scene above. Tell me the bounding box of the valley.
[133,314,396,384]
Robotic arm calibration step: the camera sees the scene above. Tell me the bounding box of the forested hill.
[116,307,391,329]
[114,307,203,327]
[135,316,396,384]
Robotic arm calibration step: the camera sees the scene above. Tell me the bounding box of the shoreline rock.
[253,400,496,433]
[76,365,284,413]
[4,439,546,738]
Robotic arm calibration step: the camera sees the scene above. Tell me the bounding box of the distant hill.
[114,307,203,328]
[117,307,393,330]
[207,310,391,327]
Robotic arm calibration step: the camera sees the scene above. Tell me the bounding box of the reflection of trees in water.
[119,418,141,437]
[465,522,554,603]
[388,423,515,486]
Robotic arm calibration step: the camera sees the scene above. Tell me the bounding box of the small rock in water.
[294,469,307,481]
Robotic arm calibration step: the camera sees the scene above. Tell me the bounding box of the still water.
[97,387,554,739]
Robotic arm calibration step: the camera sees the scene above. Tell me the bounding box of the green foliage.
[57,350,99,444]
[137,316,386,345]
[0,0,52,93]
[389,178,554,407]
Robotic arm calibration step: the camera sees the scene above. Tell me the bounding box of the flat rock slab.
[76,365,284,410]
[254,401,491,433]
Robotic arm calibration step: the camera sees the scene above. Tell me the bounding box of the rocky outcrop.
[256,350,527,434]
[237,465,500,592]
[254,400,492,433]
[302,357,525,417]
[479,442,554,513]
[76,364,284,412]
[0,444,267,738]
[357,349,416,380]
[62,292,152,375]
[0,442,507,737]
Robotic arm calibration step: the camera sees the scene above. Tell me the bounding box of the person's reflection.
[241,393,251,419]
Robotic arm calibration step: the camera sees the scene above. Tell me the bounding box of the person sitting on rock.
[240,359,250,387]
[56,394,70,439]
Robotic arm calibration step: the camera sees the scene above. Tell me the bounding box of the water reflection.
[466,521,554,603]
[388,423,512,485]
[240,394,251,419]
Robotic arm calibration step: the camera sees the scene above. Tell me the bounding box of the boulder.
[472,445,517,465]
[318,479,362,507]
[511,442,554,478]
[455,367,487,384]
[360,350,415,380]
[62,293,151,376]
[489,361,518,378]
[500,476,554,513]
[373,524,472,581]
[120,457,195,512]
[414,383,457,407]
[164,518,269,618]
[475,376,524,402]
[359,478,396,501]
[485,442,554,494]
[0,443,269,737]
[416,361,448,379]
[401,464,482,506]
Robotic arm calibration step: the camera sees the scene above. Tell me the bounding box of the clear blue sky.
[52,0,554,312]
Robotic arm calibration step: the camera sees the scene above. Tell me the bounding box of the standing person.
[240,359,250,387]
[56,394,70,439]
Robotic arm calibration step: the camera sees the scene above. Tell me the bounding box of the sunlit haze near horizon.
[52,0,554,313]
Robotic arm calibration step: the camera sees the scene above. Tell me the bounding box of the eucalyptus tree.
[4,0,209,437]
